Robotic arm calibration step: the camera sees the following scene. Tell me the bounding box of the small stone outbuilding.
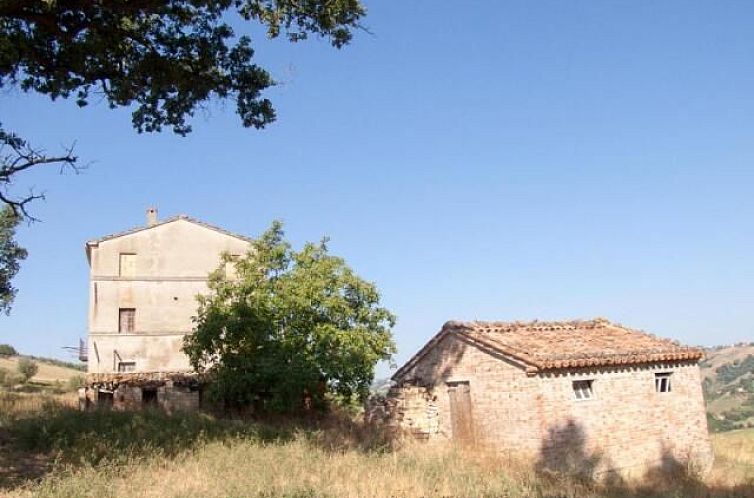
[380,319,713,478]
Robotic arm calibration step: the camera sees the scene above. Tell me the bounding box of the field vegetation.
[701,344,754,432]
[0,394,752,498]
[0,354,84,395]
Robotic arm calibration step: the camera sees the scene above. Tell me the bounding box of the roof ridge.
[86,214,254,245]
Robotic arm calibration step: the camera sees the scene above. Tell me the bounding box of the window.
[572,380,594,400]
[142,388,158,406]
[119,308,135,333]
[655,373,672,393]
[224,254,241,280]
[117,361,136,373]
[119,253,137,277]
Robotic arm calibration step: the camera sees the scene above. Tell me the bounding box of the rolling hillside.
[0,355,84,386]
[701,344,754,432]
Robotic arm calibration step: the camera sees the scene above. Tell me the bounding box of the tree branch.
[0,125,79,221]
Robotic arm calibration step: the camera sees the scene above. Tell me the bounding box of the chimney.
[146,207,158,226]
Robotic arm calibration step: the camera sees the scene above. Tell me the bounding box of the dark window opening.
[572,379,594,400]
[142,388,158,406]
[655,372,672,393]
[98,391,113,409]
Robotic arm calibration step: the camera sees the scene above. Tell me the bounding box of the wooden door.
[447,381,474,445]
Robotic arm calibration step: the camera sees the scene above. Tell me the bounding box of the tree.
[0,343,18,356]
[0,206,27,314]
[1,0,366,215]
[17,357,38,383]
[183,221,396,413]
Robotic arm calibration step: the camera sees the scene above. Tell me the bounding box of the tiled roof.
[393,318,703,379]
[86,215,255,246]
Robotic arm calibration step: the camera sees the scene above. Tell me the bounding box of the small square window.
[572,380,594,400]
[117,361,136,373]
[119,308,135,333]
[224,254,241,279]
[119,253,137,277]
[655,373,672,393]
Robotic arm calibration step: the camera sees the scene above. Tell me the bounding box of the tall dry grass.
[1,398,752,498]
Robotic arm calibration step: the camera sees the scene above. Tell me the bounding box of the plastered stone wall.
[87,218,250,375]
[389,334,713,478]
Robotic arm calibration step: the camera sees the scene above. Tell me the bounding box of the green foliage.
[0,343,18,356]
[0,0,365,136]
[16,358,38,383]
[183,221,396,413]
[3,403,293,467]
[24,355,86,372]
[0,207,27,314]
[66,375,85,392]
[715,355,754,385]
[0,366,6,386]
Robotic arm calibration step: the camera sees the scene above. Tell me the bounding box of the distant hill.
[700,343,754,432]
[0,355,85,386]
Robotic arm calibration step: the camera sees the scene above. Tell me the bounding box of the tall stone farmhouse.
[82,209,251,410]
[383,319,713,478]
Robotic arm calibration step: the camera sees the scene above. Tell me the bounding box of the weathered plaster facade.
[84,209,250,410]
[378,320,713,479]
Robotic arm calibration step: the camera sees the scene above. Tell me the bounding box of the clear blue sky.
[2,1,753,377]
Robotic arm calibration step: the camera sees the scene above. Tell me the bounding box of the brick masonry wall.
[536,362,713,477]
[395,334,541,451]
[389,334,713,478]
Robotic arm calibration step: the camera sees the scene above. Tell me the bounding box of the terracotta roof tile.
[393,318,703,380]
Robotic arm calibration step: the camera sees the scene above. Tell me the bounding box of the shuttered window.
[117,361,136,373]
[572,380,594,400]
[119,308,135,333]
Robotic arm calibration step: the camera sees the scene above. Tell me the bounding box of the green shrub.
[66,374,85,392]
[17,358,38,383]
[0,343,17,356]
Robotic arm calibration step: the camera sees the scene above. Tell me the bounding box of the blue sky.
[2,1,753,377]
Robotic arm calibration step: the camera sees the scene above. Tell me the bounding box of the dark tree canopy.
[0,0,366,213]
[0,0,365,134]
[0,206,27,314]
[183,222,396,413]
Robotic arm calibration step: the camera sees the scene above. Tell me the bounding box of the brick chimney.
[146,207,158,226]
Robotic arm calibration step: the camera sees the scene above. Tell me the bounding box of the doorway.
[447,381,474,445]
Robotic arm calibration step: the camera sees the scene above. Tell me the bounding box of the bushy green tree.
[0,343,18,356]
[0,207,27,314]
[16,357,38,383]
[183,222,396,413]
[1,0,366,215]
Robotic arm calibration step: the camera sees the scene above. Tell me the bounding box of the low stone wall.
[85,372,201,412]
[367,384,440,439]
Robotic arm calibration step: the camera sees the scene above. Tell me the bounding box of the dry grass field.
[0,395,752,498]
[0,356,84,386]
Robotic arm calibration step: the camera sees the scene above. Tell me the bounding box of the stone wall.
[85,373,201,412]
[387,334,713,478]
